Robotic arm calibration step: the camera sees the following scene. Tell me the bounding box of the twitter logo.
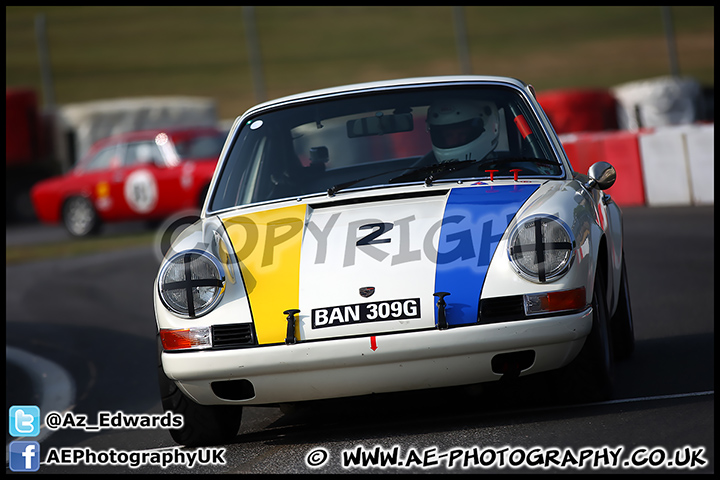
[9,405,40,437]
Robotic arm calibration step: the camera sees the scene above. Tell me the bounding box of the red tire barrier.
[600,131,646,207]
[560,131,646,207]
[537,89,618,135]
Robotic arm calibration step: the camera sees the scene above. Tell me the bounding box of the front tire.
[610,255,634,360]
[556,267,615,403]
[157,343,242,446]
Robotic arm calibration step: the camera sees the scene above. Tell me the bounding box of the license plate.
[311,297,421,329]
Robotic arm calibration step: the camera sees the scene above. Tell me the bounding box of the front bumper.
[162,308,592,405]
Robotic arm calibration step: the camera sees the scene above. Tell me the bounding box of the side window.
[175,134,226,160]
[81,145,118,172]
[124,141,164,167]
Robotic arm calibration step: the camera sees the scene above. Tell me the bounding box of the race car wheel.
[557,267,615,403]
[610,254,634,360]
[62,196,101,237]
[157,343,242,446]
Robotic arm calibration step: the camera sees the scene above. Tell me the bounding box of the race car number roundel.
[124,169,158,213]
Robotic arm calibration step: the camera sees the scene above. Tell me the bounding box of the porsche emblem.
[359,287,375,298]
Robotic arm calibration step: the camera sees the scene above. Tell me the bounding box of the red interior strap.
[514,115,532,139]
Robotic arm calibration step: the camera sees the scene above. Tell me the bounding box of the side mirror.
[585,161,616,191]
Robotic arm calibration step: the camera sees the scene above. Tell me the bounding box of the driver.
[426,98,500,163]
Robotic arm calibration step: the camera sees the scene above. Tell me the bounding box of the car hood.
[217,181,545,345]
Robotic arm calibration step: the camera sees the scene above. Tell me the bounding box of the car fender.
[600,194,624,316]
[482,179,609,310]
[153,215,253,332]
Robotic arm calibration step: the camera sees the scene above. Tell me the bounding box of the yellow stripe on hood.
[223,204,307,345]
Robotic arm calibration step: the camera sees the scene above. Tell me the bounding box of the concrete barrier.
[638,126,692,206]
[685,124,714,205]
[639,124,714,206]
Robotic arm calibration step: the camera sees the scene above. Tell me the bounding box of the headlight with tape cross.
[158,249,226,318]
[507,215,575,283]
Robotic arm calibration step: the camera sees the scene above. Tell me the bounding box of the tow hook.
[433,292,450,330]
[283,309,300,344]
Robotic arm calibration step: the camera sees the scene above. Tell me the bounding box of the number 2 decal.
[356,222,393,246]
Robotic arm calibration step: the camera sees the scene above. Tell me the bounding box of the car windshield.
[209,85,562,212]
[174,132,227,161]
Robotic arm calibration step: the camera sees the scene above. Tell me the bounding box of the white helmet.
[427,98,499,163]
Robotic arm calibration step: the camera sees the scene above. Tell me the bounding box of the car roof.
[240,75,530,118]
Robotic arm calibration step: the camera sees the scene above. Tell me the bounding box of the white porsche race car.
[154,76,634,446]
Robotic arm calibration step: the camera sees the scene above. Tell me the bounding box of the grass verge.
[6,231,156,265]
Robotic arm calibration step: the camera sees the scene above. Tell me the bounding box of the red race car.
[31,127,228,236]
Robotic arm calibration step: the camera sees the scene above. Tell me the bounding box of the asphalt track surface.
[5,205,714,473]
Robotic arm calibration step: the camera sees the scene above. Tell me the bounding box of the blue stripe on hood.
[434,183,539,326]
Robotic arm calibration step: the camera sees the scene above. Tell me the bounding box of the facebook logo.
[9,441,41,472]
[9,405,40,437]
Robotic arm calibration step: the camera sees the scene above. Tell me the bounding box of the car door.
[151,151,198,216]
[68,143,122,220]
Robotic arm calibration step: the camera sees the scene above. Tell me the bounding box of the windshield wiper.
[388,159,479,186]
[327,166,412,197]
[326,155,554,197]
[389,157,561,185]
